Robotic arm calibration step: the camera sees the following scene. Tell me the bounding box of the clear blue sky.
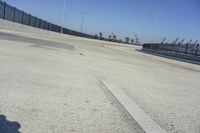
[6,0,200,43]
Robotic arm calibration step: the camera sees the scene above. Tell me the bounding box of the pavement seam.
[100,79,166,133]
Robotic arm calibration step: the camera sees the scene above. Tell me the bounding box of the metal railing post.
[34,16,36,27]
[13,7,16,22]
[185,44,188,54]
[47,23,50,30]
[39,19,41,28]
[176,44,180,53]
[28,14,31,25]
[3,2,6,19]
[196,44,199,56]
[21,11,24,24]
[44,21,46,29]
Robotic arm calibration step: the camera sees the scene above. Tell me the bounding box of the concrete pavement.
[0,30,144,133]
[0,27,200,133]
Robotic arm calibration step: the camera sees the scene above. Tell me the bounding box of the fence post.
[176,44,180,53]
[39,19,41,28]
[196,44,199,56]
[34,16,36,27]
[170,44,173,53]
[3,2,6,19]
[21,11,24,24]
[43,21,46,30]
[13,7,16,22]
[28,14,31,25]
[185,44,189,54]
[47,23,50,30]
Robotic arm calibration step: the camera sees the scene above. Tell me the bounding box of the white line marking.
[100,79,166,133]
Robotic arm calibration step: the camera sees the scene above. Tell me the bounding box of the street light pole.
[61,0,66,35]
[153,13,159,43]
[144,8,159,43]
[80,10,87,33]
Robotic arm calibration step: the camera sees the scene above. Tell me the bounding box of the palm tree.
[125,37,130,44]
[108,32,113,41]
[99,32,103,40]
[113,35,117,41]
[131,39,134,44]
[109,35,112,41]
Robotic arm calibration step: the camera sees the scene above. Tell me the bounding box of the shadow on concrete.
[0,115,21,133]
[0,32,75,50]
[137,49,200,65]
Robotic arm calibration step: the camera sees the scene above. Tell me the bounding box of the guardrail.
[0,1,94,39]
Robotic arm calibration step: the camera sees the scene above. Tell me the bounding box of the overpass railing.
[143,42,200,57]
[0,1,95,39]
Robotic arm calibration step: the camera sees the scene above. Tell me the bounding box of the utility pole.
[144,8,159,43]
[153,13,159,43]
[61,0,66,35]
[80,10,87,33]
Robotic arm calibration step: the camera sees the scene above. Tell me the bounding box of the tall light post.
[61,0,66,35]
[153,13,159,43]
[144,8,159,43]
[80,10,87,33]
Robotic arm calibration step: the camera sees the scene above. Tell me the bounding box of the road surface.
[0,28,200,133]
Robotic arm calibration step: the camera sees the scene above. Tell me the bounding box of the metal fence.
[0,1,95,39]
[143,42,200,57]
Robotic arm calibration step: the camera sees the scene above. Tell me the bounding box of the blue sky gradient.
[6,0,200,43]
